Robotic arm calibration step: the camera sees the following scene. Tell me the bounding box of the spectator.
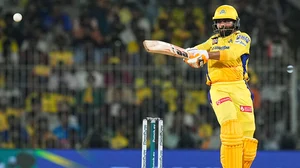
[42,2,72,32]
[31,117,58,148]
[52,101,79,148]
[1,115,28,148]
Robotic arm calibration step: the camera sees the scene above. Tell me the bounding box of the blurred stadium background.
[0,0,299,167]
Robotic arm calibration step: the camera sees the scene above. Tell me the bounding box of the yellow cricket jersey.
[195,31,251,85]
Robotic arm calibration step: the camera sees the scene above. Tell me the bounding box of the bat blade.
[143,40,189,59]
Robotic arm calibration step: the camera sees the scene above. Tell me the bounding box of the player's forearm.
[208,51,220,60]
[208,50,239,60]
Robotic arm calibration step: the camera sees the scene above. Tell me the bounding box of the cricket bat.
[143,40,189,59]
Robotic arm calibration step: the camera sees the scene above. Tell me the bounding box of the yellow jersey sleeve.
[194,34,219,51]
[219,32,251,60]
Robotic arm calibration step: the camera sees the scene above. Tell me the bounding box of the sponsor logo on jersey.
[216,97,232,105]
[235,40,247,46]
[240,105,252,112]
[236,35,250,43]
[212,46,230,50]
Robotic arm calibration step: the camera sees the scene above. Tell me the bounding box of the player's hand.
[183,48,209,68]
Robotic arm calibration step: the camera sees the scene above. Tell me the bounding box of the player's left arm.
[208,33,251,60]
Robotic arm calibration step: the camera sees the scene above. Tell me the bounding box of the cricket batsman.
[183,5,258,168]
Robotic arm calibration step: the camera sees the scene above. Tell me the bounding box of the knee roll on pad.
[220,119,243,168]
[220,119,244,145]
[243,137,258,168]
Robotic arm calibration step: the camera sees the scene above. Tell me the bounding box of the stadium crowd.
[0,0,299,150]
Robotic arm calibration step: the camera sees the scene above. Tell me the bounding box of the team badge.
[212,38,218,45]
[220,9,226,14]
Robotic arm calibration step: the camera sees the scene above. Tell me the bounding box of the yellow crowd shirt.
[195,31,251,85]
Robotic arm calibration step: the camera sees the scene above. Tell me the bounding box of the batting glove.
[183,48,209,68]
